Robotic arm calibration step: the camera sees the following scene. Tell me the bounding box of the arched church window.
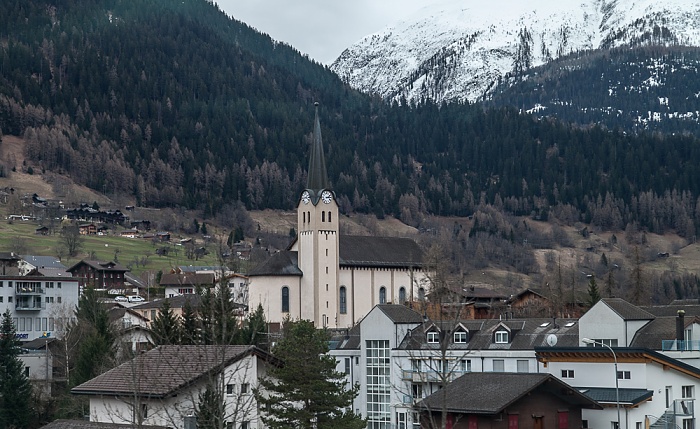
[379,287,387,304]
[328,211,332,222]
[399,287,406,304]
[282,286,289,313]
[418,287,425,301]
[322,212,326,222]
[339,286,347,314]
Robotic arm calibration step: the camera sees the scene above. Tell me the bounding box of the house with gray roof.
[72,345,277,428]
[417,372,600,429]
[247,106,428,329]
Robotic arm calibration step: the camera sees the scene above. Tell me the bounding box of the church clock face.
[321,190,333,204]
[301,190,311,205]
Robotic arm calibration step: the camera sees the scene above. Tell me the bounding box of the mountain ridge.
[331,0,700,105]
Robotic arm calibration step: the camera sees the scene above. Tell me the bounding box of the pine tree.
[196,383,225,429]
[0,309,33,428]
[256,320,365,429]
[181,298,199,345]
[587,277,602,307]
[240,303,267,351]
[71,286,115,386]
[151,299,182,345]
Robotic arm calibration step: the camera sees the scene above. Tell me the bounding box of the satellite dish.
[546,334,558,347]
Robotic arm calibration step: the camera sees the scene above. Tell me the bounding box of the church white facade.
[247,104,427,328]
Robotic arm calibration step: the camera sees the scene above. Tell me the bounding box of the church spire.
[306,102,329,194]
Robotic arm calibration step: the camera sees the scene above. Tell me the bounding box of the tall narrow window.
[418,287,425,301]
[379,287,387,304]
[282,286,290,313]
[339,286,347,314]
[328,211,332,222]
[322,212,326,222]
[399,287,406,304]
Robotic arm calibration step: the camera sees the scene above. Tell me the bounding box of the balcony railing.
[15,302,45,311]
[15,286,45,295]
[401,369,468,383]
[662,340,700,351]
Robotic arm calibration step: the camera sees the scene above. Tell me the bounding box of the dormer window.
[427,331,440,344]
[495,330,509,344]
[454,330,468,343]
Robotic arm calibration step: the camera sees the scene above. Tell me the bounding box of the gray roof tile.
[602,298,655,321]
[339,236,423,268]
[248,251,302,276]
[418,373,600,413]
[72,345,265,398]
[377,304,424,324]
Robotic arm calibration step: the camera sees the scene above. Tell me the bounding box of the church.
[248,104,428,328]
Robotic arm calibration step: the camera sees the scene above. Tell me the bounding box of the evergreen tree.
[71,286,115,386]
[587,277,602,307]
[181,298,200,345]
[256,320,364,429]
[196,383,225,429]
[0,310,33,428]
[240,303,268,351]
[150,299,182,345]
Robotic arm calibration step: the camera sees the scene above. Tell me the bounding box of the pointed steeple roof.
[306,102,329,194]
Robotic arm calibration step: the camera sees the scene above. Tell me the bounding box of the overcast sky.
[216,0,438,65]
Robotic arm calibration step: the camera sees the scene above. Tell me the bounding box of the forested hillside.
[2,0,700,246]
[488,46,700,136]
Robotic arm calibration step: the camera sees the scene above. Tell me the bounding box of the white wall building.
[0,275,80,341]
[72,345,276,429]
[248,106,427,329]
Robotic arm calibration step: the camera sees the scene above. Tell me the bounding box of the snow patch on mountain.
[331,0,700,104]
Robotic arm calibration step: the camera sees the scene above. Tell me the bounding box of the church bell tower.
[297,103,339,327]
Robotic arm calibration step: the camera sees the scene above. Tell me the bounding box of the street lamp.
[582,338,621,429]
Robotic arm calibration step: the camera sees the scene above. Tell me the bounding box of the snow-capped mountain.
[331,0,700,104]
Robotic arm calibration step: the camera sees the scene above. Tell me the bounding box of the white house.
[248,106,427,329]
[72,345,277,429]
[537,347,699,429]
[330,304,580,429]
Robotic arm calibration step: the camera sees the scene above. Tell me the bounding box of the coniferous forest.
[2,0,700,243]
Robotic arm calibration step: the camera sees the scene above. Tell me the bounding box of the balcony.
[401,369,468,383]
[662,340,700,351]
[15,298,45,311]
[15,286,45,295]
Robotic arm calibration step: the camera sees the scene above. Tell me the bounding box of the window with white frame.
[226,384,234,395]
[454,330,468,343]
[683,419,694,429]
[459,359,471,373]
[616,370,631,380]
[240,383,249,394]
[427,331,439,344]
[495,330,509,343]
[683,385,694,399]
[561,369,574,378]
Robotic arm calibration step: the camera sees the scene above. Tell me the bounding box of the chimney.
[677,310,686,343]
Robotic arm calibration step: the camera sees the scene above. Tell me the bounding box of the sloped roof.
[641,303,700,317]
[418,372,600,414]
[159,272,215,287]
[399,318,579,351]
[67,260,128,273]
[602,298,655,321]
[629,316,700,349]
[21,255,66,270]
[72,345,270,398]
[247,251,302,276]
[579,387,653,405]
[377,304,424,324]
[339,235,423,268]
[40,420,167,429]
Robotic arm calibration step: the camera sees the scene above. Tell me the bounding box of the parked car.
[128,295,145,303]
[114,296,128,302]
